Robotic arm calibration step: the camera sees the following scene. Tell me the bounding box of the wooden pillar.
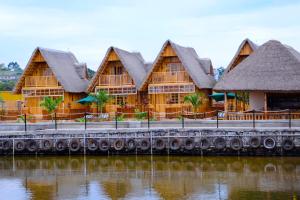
[264,93,268,120]
[224,92,228,113]
[264,93,268,112]
[235,94,238,112]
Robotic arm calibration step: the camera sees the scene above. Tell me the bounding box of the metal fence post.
[84,112,87,130]
[54,113,57,130]
[115,112,118,130]
[181,113,184,129]
[24,114,27,132]
[289,109,292,129]
[147,110,150,129]
[252,110,256,129]
[217,110,219,128]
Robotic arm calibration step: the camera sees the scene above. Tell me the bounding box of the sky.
[0,0,300,70]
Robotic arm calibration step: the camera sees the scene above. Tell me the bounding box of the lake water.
[0,156,299,200]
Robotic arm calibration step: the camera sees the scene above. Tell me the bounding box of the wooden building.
[226,38,258,73]
[219,39,258,111]
[140,40,216,118]
[214,40,300,111]
[0,91,22,120]
[87,47,147,114]
[13,47,89,118]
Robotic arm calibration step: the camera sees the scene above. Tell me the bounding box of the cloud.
[0,0,299,70]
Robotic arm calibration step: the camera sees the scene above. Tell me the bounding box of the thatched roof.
[87,47,147,92]
[141,40,216,89]
[214,40,300,92]
[14,47,89,93]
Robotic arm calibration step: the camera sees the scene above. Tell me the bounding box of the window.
[167,63,184,74]
[168,93,179,104]
[22,88,64,97]
[148,84,195,94]
[116,96,127,105]
[95,86,137,95]
[43,68,53,76]
[114,66,123,75]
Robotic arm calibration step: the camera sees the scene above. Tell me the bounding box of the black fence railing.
[1,109,300,132]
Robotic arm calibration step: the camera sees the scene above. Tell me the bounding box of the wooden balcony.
[22,88,64,97]
[148,83,195,94]
[99,74,133,86]
[95,86,137,95]
[150,71,190,84]
[25,76,59,87]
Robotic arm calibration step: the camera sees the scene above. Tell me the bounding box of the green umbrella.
[76,95,97,104]
[209,93,236,102]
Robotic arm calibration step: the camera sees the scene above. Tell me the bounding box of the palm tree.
[40,96,63,120]
[184,93,206,119]
[91,90,111,113]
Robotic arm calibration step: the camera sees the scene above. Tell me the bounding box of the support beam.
[264,93,268,112]
[224,92,228,113]
[235,94,238,112]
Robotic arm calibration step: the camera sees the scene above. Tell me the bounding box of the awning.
[209,93,236,102]
[76,96,97,104]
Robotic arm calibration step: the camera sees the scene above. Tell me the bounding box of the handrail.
[98,74,133,86]
[2,109,300,122]
[150,71,190,83]
[24,76,59,87]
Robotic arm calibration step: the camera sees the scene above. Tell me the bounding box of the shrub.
[134,109,147,120]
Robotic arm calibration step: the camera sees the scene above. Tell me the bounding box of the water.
[0,156,299,200]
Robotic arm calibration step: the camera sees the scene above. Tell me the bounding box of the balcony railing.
[22,88,64,97]
[99,74,133,86]
[24,76,59,87]
[95,86,137,95]
[150,71,190,84]
[148,83,195,94]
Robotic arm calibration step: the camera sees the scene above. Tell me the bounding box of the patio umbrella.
[209,93,236,102]
[76,96,97,104]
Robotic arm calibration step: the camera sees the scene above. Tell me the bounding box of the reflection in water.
[0,156,299,200]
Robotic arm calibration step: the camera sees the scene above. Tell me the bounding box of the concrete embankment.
[0,128,300,156]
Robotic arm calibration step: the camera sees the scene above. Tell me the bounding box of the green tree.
[8,62,22,74]
[214,67,225,80]
[236,91,249,111]
[91,90,111,113]
[184,93,206,119]
[0,80,15,91]
[87,68,96,80]
[40,96,63,120]
[0,63,7,71]
[134,109,147,120]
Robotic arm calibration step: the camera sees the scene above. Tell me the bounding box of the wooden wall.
[92,48,140,114]
[20,50,87,116]
[229,41,254,71]
[146,43,213,116]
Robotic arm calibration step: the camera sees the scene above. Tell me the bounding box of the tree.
[40,96,63,120]
[0,63,7,71]
[91,90,111,113]
[8,62,22,74]
[214,67,225,80]
[0,80,15,91]
[236,91,249,111]
[87,68,96,80]
[184,93,206,119]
